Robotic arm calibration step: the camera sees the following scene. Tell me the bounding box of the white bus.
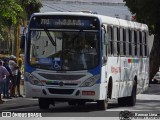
[21,11,149,110]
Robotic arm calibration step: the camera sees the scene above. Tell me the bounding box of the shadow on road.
[143,84,160,95]
[38,102,121,113]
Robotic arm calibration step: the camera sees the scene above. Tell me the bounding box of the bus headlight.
[25,72,43,86]
[80,74,100,87]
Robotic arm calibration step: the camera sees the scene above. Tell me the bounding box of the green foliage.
[0,0,23,25]
[21,0,42,19]
[0,0,23,41]
[0,0,42,41]
[124,0,160,35]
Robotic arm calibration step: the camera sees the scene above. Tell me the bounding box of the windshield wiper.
[45,30,56,46]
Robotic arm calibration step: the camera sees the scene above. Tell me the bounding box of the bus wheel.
[38,98,50,109]
[118,97,127,106]
[97,99,108,110]
[126,80,137,106]
[118,80,137,106]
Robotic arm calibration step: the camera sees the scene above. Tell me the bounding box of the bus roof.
[31,12,148,31]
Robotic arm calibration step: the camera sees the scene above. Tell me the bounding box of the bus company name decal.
[111,66,121,74]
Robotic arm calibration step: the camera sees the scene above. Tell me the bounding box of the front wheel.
[97,99,108,110]
[38,98,50,109]
[97,83,110,110]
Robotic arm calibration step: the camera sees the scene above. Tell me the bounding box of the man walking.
[0,60,9,104]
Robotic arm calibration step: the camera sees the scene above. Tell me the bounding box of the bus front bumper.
[24,81,107,101]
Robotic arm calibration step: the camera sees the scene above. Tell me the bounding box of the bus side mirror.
[20,35,25,49]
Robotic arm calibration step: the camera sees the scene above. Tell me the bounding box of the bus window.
[129,29,132,56]
[102,28,107,58]
[137,31,140,57]
[108,26,113,55]
[144,32,148,56]
[134,31,137,56]
[142,32,146,57]
[117,27,120,55]
[131,30,135,56]
[120,28,123,55]
[123,28,126,55]
[139,31,143,56]
[113,27,118,56]
[126,29,129,56]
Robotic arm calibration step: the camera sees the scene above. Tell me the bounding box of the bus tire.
[97,99,108,110]
[126,80,137,106]
[38,98,50,109]
[96,81,110,110]
[118,80,137,106]
[118,97,127,106]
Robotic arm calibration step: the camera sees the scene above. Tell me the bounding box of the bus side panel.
[138,58,149,93]
[144,58,149,91]
[107,56,120,99]
[119,57,132,98]
[100,65,108,100]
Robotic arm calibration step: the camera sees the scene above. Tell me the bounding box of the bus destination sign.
[29,16,99,30]
[41,19,86,26]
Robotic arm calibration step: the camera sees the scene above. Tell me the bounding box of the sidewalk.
[0,79,38,111]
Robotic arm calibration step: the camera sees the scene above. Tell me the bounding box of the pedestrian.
[2,58,13,99]
[16,67,23,97]
[0,60,10,104]
[9,55,18,97]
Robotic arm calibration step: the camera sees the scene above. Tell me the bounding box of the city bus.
[21,11,149,110]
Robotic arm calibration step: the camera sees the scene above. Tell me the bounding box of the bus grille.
[48,88,74,94]
[38,73,85,80]
[46,82,78,86]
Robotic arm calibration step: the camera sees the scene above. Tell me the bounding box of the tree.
[21,0,42,20]
[124,0,160,81]
[0,0,23,54]
[0,0,42,54]
[0,0,22,41]
[0,0,22,24]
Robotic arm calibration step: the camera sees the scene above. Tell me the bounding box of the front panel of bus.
[24,14,107,100]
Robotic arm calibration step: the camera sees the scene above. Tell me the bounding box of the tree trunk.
[149,34,160,82]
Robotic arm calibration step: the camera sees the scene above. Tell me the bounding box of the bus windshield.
[29,30,99,71]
